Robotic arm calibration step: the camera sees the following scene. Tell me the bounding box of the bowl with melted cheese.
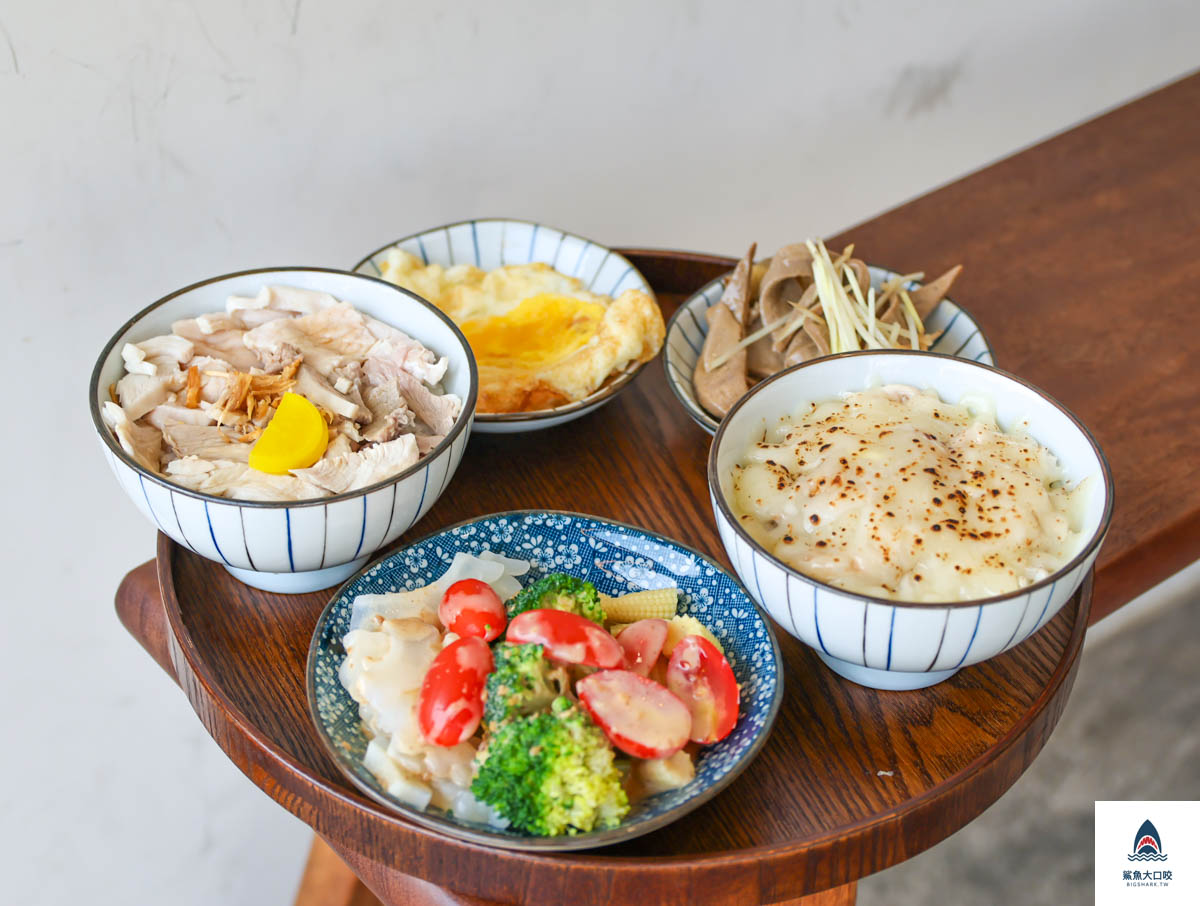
[354,220,665,433]
[708,351,1112,690]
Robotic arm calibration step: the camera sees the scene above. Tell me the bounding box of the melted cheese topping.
[730,385,1084,602]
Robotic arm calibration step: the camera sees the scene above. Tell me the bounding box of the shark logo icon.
[1128,819,1168,862]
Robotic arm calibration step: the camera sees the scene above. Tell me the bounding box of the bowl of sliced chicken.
[89,267,477,594]
[664,239,994,434]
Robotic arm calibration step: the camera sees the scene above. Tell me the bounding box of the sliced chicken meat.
[361,403,414,444]
[362,316,449,386]
[242,303,376,377]
[293,433,419,494]
[137,334,195,363]
[116,373,172,421]
[165,457,325,501]
[121,341,191,380]
[415,435,444,455]
[294,364,370,422]
[325,433,354,459]
[366,370,461,435]
[105,284,457,501]
[101,401,162,472]
[172,318,260,371]
[234,308,292,329]
[193,312,240,335]
[183,356,236,403]
[162,423,252,463]
[257,285,339,314]
[361,374,416,443]
[143,400,217,431]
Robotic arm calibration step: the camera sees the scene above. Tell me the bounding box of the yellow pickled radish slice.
[248,392,329,474]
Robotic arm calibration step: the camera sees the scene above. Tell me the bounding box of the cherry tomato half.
[417,636,494,747]
[439,578,506,642]
[505,609,623,668]
[616,619,669,677]
[666,635,739,744]
[576,669,690,759]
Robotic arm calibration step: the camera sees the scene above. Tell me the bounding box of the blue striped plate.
[665,264,995,434]
[353,220,656,433]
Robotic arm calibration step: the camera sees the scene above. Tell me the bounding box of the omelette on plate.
[380,250,665,414]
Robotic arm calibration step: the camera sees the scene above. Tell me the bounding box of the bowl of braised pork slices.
[666,238,993,433]
[90,267,477,593]
[708,350,1113,690]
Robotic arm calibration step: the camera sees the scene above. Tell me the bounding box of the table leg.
[294,836,382,906]
[296,834,857,906]
[771,883,857,906]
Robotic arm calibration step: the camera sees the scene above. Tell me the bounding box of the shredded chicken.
[101,401,161,472]
[293,434,419,493]
[143,401,214,431]
[362,315,449,386]
[162,424,252,462]
[242,304,375,377]
[165,457,325,501]
[172,318,260,371]
[415,435,444,455]
[103,285,459,501]
[366,370,461,436]
[116,373,171,421]
[294,364,369,422]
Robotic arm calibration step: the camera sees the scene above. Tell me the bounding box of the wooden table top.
[112,72,1200,905]
[818,71,1200,621]
[115,247,1094,905]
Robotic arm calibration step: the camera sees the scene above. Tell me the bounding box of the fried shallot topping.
[210,356,302,426]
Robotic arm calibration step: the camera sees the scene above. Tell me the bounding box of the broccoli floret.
[471,697,629,836]
[483,642,570,730]
[506,573,605,624]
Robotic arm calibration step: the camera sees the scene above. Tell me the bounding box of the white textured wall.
[1,1,1196,903]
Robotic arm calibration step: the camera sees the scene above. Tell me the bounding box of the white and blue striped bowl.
[708,351,1113,690]
[307,510,783,851]
[89,268,477,594]
[353,219,655,434]
[666,264,995,434]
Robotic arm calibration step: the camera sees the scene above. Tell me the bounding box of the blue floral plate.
[306,510,784,851]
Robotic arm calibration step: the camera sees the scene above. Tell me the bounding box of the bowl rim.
[350,216,657,424]
[89,265,479,510]
[305,507,786,851]
[707,348,1115,610]
[665,262,997,434]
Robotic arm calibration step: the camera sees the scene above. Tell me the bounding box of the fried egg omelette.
[380,249,665,414]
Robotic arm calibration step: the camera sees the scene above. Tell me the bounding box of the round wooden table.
[113,251,1091,906]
